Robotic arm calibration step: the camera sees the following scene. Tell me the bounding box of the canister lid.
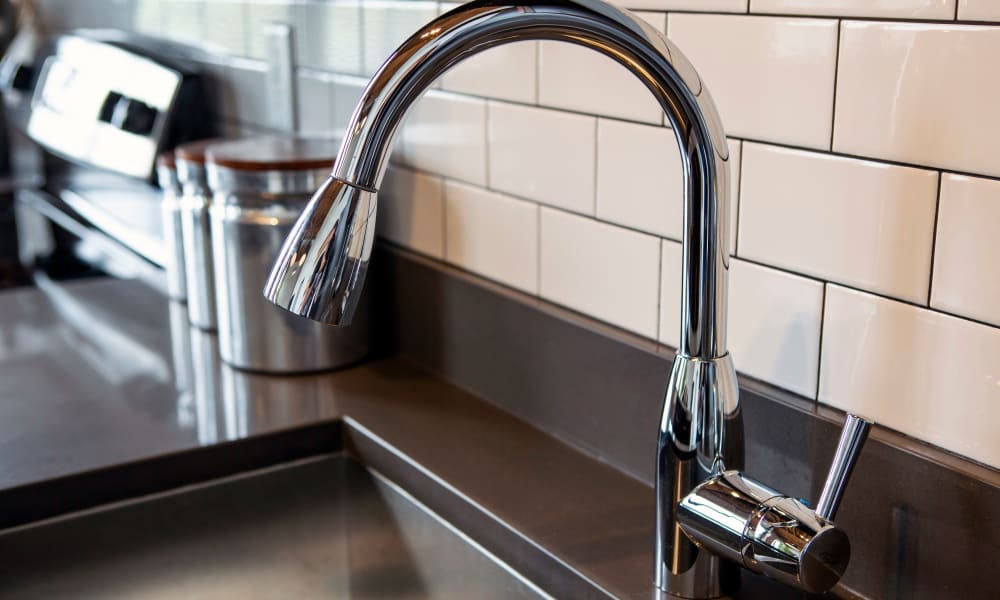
[156,152,176,169]
[175,138,223,165]
[206,137,338,172]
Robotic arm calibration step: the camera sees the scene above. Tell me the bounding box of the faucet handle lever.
[815,413,872,520]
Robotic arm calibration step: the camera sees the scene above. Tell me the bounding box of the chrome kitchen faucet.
[263,1,871,597]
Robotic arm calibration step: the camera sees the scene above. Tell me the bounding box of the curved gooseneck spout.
[265,1,863,598]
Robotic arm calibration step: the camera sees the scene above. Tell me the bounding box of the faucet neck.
[330,0,731,359]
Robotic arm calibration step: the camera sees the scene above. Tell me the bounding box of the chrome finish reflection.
[263,1,871,596]
[157,162,187,301]
[176,158,217,331]
[816,414,871,520]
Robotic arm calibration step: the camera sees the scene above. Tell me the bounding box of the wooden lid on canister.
[206,137,339,172]
[175,138,225,165]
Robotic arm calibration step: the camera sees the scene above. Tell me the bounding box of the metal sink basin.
[0,455,548,599]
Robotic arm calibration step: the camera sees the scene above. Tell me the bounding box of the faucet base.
[655,353,743,599]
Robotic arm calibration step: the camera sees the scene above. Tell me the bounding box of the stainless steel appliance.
[156,152,185,301]
[3,29,214,290]
[207,137,369,373]
[261,1,873,597]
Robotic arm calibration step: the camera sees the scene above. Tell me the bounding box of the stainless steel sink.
[0,455,549,599]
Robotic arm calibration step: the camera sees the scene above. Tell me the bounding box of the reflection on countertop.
[0,276,345,490]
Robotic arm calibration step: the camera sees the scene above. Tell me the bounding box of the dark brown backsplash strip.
[372,244,999,600]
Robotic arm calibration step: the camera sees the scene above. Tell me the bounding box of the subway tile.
[658,239,683,348]
[738,143,938,303]
[445,181,538,293]
[659,250,824,397]
[541,208,660,338]
[331,75,367,137]
[296,0,363,75]
[596,119,740,249]
[958,0,1000,20]
[362,1,439,76]
[614,0,747,10]
[202,0,247,56]
[378,167,445,259]
[835,22,1000,177]
[245,1,297,60]
[668,14,838,149]
[296,69,336,136]
[931,174,1000,327]
[488,102,596,215]
[749,0,955,18]
[162,0,206,46]
[438,3,536,104]
[134,0,165,37]
[727,260,824,397]
[538,12,665,124]
[398,91,487,187]
[820,285,1000,468]
[441,41,537,104]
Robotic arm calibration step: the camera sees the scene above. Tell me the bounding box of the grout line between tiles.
[926,171,944,307]
[954,1,960,20]
[813,282,828,402]
[828,20,842,152]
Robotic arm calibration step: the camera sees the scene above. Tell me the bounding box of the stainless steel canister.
[156,152,186,301]
[176,140,220,330]
[206,137,369,373]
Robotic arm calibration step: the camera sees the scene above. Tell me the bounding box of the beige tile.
[738,143,938,303]
[378,167,445,259]
[958,0,1000,20]
[750,0,955,18]
[398,91,488,186]
[296,69,336,136]
[540,208,660,338]
[596,119,740,250]
[727,260,824,397]
[441,41,537,104]
[488,102,596,215]
[820,285,1000,468]
[615,0,747,10]
[931,174,1000,327]
[296,0,363,75]
[444,181,539,293]
[362,1,439,75]
[245,1,296,60]
[668,14,838,149]
[538,12,665,125]
[835,21,1000,177]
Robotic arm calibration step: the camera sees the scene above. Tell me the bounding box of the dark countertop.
[0,276,837,600]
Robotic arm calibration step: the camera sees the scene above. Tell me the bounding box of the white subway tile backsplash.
[727,260,824,397]
[739,143,938,303]
[202,0,247,56]
[296,0,363,74]
[331,74,368,135]
[596,120,740,249]
[668,14,838,149]
[659,251,824,396]
[835,21,1000,178]
[296,69,336,135]
[488,103,596,215]
[541,209,661,338]
[245,1,297,59]
[362,1,439,75]
[958,0,1000,21]
[820,285,1000,468]
[445,181,539,293]
[379,167,445,259]
[441,42,538,104]
[931,175,1000,327]
[163,0,206,46]
[617,0,747,11]
[399,91,488,186]
[750,0,955,18]
[538,12,665,125]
